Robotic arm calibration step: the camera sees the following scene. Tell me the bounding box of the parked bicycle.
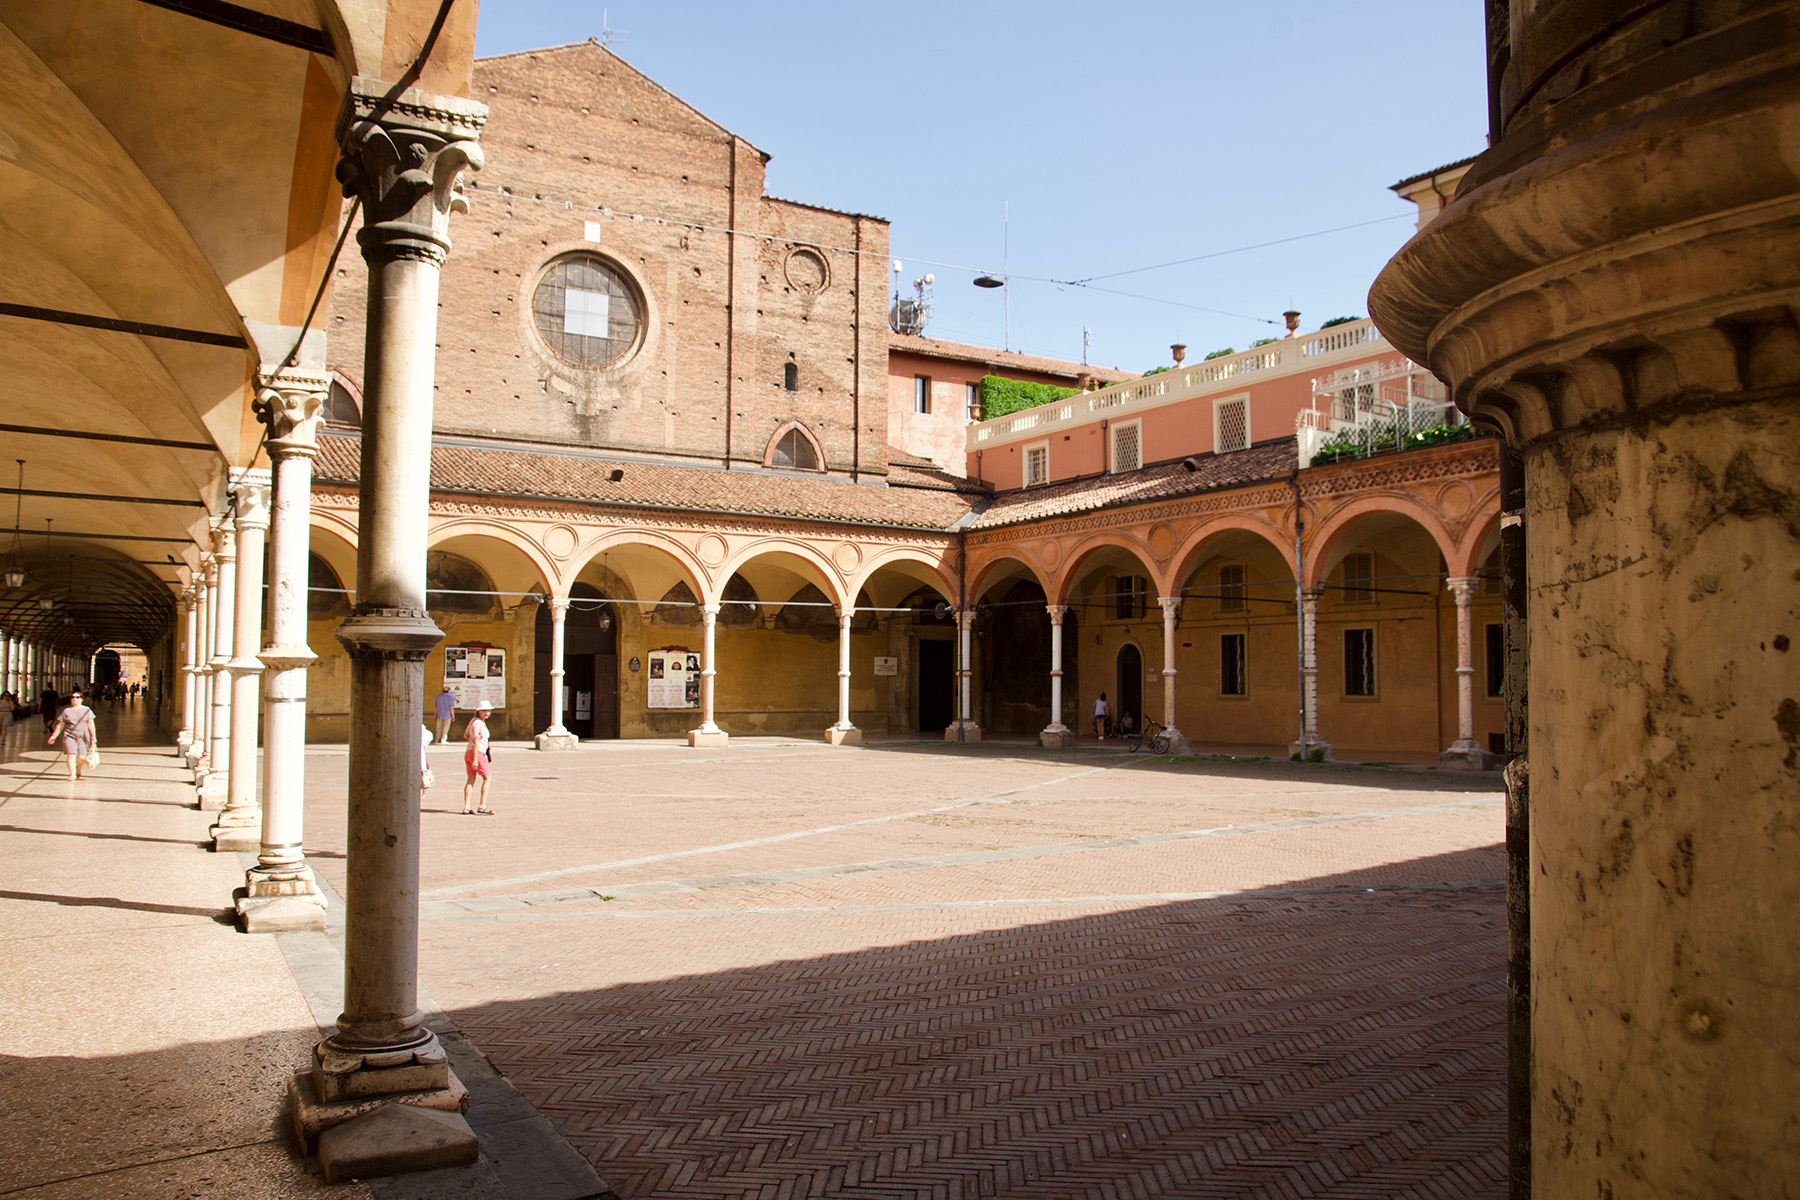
[1129,718,1172,755]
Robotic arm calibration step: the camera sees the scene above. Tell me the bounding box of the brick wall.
[328,42,890,476]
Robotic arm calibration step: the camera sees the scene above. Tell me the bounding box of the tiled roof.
[888,334,1137,383]
[1390,155,1480,191]
[885,459,991,495]
[314,434,978,531]
[970,439,1297,529]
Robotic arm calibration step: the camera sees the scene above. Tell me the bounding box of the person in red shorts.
[462,704,494,815]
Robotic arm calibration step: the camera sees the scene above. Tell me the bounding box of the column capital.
[253,368,329,457]
[838,609,855,630]
[210,522,236,563]
[335,78,487,267]
[230,468,273,533]
[955,609,977,631]
[1157,595,1182,618]
[701,602,721,618]
[1045,603,1068,624]
[548,597,571,617]
[1445,576,1480,604]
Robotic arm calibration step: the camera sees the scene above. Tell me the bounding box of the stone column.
[534,597,578,751]
[1370,8,1800,1191]
[0,634,10,699]
[177,590,199,754]
[1439,577,1487,770]
[189,556,217,771]
[289,78,486,1165]
[1287,588,1333,761]
[238,371,328,932]
[945,608,981,742]
[826,607,861,745]
[687,602,728,747]
[212,471,272,850]
[1156,596,1192,753]
[1040,604,1072,747]
[198,524,236,808]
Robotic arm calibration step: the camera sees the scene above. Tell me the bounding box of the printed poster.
[646,648,700,709]
[444,645,507,710]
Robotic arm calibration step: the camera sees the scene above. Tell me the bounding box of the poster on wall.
[645,648,700,709]
[444,645,507,710]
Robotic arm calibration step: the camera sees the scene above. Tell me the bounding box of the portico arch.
[722,540,848,611]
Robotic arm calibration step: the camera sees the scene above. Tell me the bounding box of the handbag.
[83,749,101,769]
[421,766,435,789]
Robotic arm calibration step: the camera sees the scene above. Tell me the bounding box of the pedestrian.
[434,683,455,747]
[1092,692,1109,740]
[462,704,494,815]
[421,724,436,793]
[46,688,97,781]
[0,691,13,740]
[39,685,58,732]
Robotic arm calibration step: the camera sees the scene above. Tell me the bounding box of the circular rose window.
[531,254,643,369]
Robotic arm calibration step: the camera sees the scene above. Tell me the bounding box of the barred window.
[1221,633,1247,695]
[1341,552,1374,603]
[1024,444,1048,487]
[1214,396,1249,452]
[1112,421,1141,473]
[1344,627,1376,696]
[1218,564,1246,612]
[531,254,643,369]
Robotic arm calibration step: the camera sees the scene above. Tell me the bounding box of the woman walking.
[462,704,494,815]
[46,689,97,781]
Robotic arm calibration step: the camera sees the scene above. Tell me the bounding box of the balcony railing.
[967,319,1387,451]
[1296,358,1463,467]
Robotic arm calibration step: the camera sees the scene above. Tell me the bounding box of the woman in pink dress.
[462,705,494,815]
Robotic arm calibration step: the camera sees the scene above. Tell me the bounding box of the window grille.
[1218,564,1246,612]
[914,376,931,414]
[1024,445,1048,487]
[1485,622,1505,698]
[1342,552,1374,603]
[1344,628,1376,696]
[771,427,819,470]
[1112,422,1141,473]
[1215,396,1249,452]
[1220,633,1247,695]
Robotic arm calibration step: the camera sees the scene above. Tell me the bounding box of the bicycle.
[1128,718,1172,755]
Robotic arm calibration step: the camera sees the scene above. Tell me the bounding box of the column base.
[1040,724,1074,748]
[1438,741,1496,771]
[824,726,862,745]
[237,863,327,933]
[196,776,229,811]
[176,731,193,757]
[210,811,262,853]
[289,1066,472,1160]
[533,730,580,751]
[687,728,729,748]
[1161,730,1193,755]
[945,720,982,743]
[1288,738,1335,763]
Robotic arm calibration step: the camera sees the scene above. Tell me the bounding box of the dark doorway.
[918,639,954,734]
[534,583,619,739]
[93,649,121,689]
[1116,644,1143,733]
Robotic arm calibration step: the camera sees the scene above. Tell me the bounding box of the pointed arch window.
[765,422,823,471]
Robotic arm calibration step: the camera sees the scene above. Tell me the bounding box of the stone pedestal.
[1039,726,1073,749]
[687,728,729,748]
[1287,737,1333,763]
[945,720,981,743]
[237,862,328,934]
[824,726,862,745]
[534,730,579,751]
[1437,742,1492,772]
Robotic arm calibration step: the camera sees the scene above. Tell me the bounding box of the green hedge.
[978,375,1079,420]
[1309,422,1489,466]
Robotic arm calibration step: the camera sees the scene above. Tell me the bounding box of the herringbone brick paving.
[301,741,1507,1197]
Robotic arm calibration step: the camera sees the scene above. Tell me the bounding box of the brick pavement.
[301,739,1507,1198]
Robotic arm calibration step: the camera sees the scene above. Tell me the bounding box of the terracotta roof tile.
[888,334,1137,382]
[970,439,1297,529]
[314,434,977,531]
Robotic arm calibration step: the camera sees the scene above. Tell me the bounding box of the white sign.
[444,646,506,710]
[646,648,700,709]
[873,656,898,677]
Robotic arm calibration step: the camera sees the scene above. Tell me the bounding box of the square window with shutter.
[1214,396,1249,452]
[1024,444,1048,487]
[965,382,980,421]
[1112,421,1141,473]
[1112,575,1147,620]
[1218,564,1246,612]
[1341,552,1374,603]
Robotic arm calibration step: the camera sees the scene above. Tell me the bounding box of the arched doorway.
[534,582,619,739]
[1116,644,1143,733]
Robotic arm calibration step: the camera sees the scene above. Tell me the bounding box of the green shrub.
[978,375,1079,420]
[1250,337,1280,348]
[1308,422,1490,467]
[1319,315,1361,328]
[1202,346,1236,360]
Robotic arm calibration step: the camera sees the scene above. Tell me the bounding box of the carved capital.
[1045,603,1068,625]
[253,368,328,457]
[1445,576,1479,606]
[230,469,273,532]
[1157,596,1182,619]
[211,520,236,563]
[335,78,487,267]
[548,598,570,618]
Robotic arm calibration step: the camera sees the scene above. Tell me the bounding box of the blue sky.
[473,2,1486,374]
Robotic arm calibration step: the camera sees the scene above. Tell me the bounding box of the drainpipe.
[957,527,967,744]
[724,139,737,472]
[1291,472,1307,761]
[852,217,863,482]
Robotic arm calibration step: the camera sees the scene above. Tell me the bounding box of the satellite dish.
[923,273,934,285]
[973,275,1004,289]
